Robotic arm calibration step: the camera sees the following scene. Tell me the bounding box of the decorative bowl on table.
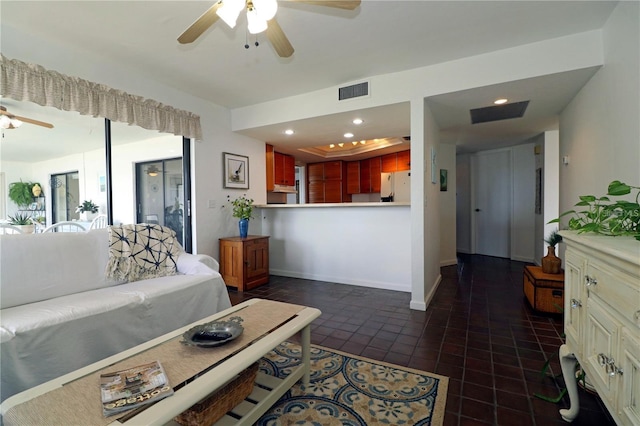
[181,316,244,348]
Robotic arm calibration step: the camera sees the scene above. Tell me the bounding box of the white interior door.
[473,149,511,258]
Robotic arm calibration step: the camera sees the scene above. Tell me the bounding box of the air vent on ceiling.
[339,82,369,101]
[470,101,529,124]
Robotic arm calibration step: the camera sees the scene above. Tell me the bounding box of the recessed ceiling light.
[494,98,508,105]
[344,132,354,138]
[284,129,294,135]
[352,118,363,125]
[329,143,335,148]
[352,141,358,146]
[338,143,344,147]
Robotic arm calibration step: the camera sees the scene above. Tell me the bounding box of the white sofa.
[0,228,231,402]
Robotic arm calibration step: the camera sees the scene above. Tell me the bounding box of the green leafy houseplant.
[8,212,33,225]
[76,200,99,214]
[549,180,640,241]
[228,195,254,220]
[8,180,40,208]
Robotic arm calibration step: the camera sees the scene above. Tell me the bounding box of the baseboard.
[269,268,410,293]
[440,258,458,267]
[410,273,442,311]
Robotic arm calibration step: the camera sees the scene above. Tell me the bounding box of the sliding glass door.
[135,158,184,246]
[50,171,80,223]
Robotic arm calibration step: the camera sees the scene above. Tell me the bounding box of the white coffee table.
[1,299,321,425]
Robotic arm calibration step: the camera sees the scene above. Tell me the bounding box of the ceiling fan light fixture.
[147,165,161,177]
[0,115,12,129]
[247,7,268,34]
[216,0,244,28]
[253,0,278,21]
[11,118,22,128]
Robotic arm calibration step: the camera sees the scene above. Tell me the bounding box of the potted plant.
[76,200,99,220]
[550,180,640,241]
[542,229,562,274]
[228,195,253,238]
[8,212,35,234]
[8,180,41,208]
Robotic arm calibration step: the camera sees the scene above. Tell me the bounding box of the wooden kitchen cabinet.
[381,150,410,172]
[347,157,381,194]
[365,156,381,193]
[396,150,411,171]
[307,163,324,181]
[346,161,360,194]
[381,153,397,172]
[219,236,269,292]
[306,161,350,203]
[266,144,295,190]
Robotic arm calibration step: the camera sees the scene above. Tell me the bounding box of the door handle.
[475,209,481,212]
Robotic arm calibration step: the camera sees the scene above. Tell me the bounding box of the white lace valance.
[0,55,202,140]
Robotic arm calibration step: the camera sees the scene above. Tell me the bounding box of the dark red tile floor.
[228,254,615,425]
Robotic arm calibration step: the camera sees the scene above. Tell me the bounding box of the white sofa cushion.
[0,229,114,309]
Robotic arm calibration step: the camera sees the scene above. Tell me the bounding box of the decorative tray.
[181,316,244,347]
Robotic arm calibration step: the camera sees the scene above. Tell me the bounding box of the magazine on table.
[100,360,174,417]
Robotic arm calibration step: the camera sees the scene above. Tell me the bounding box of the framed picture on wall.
[223,152,249,189]
[440,169,448,191]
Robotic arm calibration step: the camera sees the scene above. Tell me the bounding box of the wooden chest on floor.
[523,265,564,314]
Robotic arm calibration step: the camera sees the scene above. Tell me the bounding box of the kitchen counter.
[257,202,410,208]
[256,202,411,293]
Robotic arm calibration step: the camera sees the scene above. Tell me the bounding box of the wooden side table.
[523,265,564,313]
[219,235,269,292]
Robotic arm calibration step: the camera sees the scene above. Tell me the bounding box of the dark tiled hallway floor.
[228,254,615,425]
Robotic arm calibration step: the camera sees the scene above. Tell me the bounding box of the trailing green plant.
[544,229,562,247]
[8,180,40,208]
[549,180,640,241]
[227,195,254,220]
[8,212,33,225]
[76,200,99,214]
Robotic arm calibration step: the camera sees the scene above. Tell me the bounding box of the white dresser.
[559,231,640,425]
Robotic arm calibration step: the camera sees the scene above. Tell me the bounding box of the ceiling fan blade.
[0,109,54,129]
[266,18,294,58]
[178,2,222,44]
[14,115,55,129]
[291,0,361,10]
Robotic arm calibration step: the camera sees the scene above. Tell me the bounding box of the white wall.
[542,130,560,262]
[411,99,441,311]
[559,2,640,225]
[439,143,457,266]
[260,205,411,292]
[511,143,536,263]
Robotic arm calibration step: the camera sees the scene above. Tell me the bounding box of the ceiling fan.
[0,106,54,129]
[177,0,361,58]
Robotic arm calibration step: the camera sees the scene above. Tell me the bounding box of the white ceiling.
[0,1,616,162]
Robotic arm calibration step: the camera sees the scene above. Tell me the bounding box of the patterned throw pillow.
[106,224,182,283]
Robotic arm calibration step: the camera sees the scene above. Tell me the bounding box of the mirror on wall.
[1,99,185,238]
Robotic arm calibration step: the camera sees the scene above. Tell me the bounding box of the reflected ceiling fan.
[0,106,54,129]
[178,0,361,58]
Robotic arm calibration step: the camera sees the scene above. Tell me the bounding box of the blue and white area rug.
[257,341,449,425]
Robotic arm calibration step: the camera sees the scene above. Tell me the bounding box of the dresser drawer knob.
[598,353,608,366]
[585,275,598,287]
[606,360,623,377]
[570,299,582,309]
